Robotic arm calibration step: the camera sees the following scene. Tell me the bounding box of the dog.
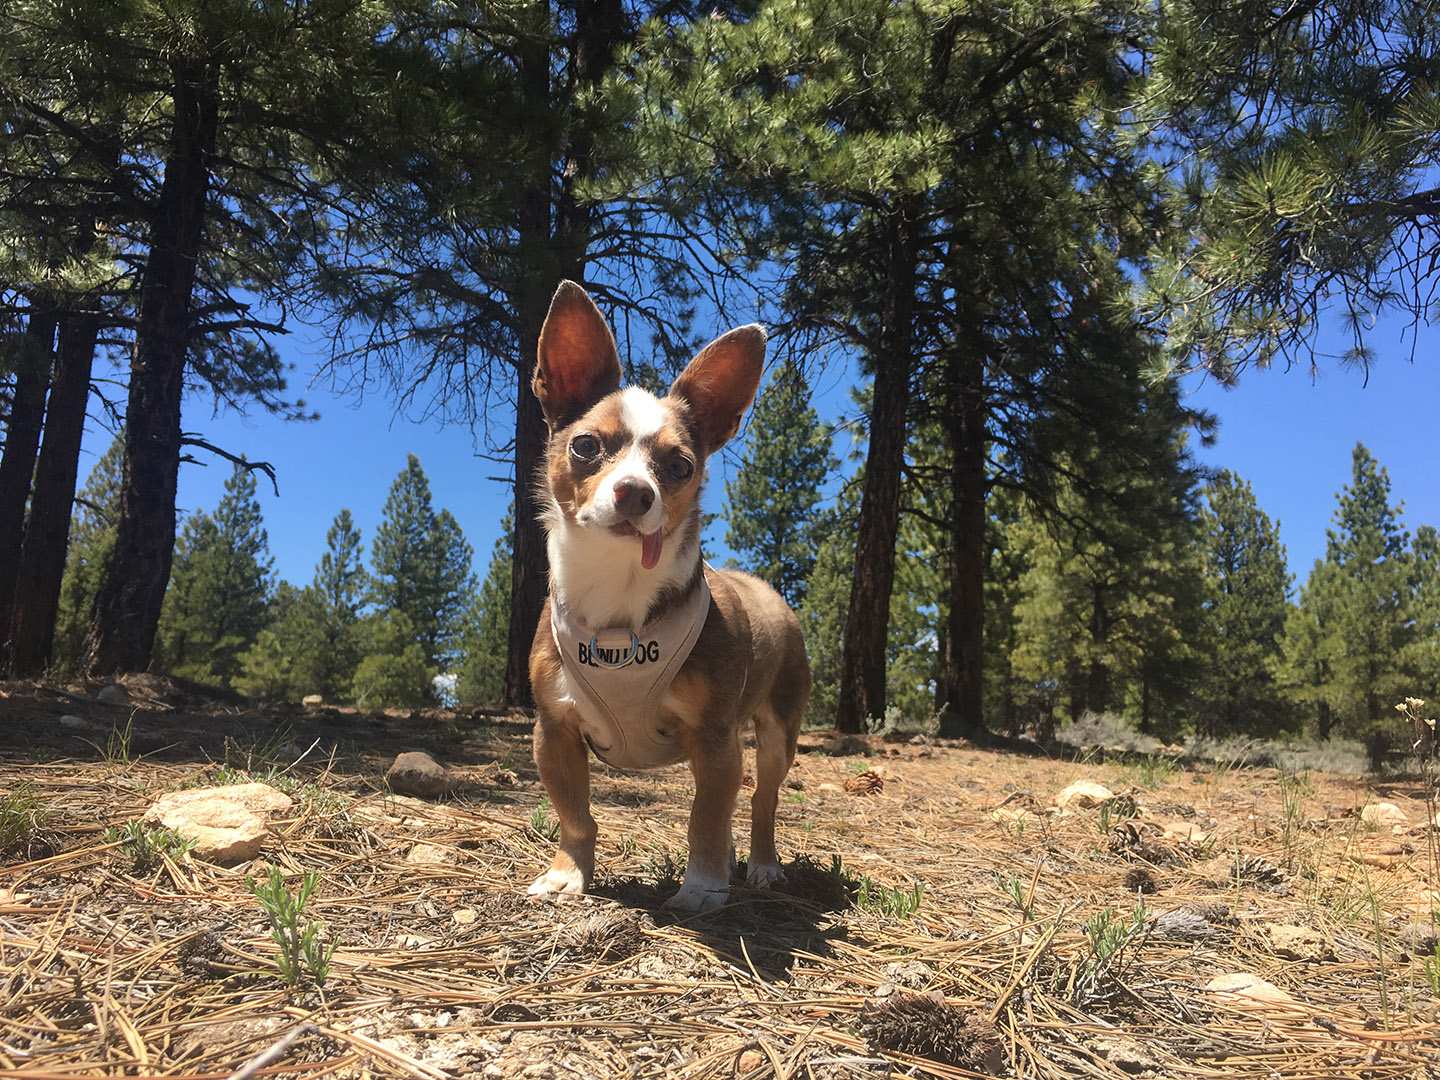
[526,280,811,912]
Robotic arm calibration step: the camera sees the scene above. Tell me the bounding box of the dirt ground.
[2,676,1439,1079]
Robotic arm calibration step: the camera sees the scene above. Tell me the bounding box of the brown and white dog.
[526,280,810,912]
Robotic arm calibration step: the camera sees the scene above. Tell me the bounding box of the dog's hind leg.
[745,704,798,888]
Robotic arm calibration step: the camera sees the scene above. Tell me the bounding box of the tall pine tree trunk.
[506,285,551,709]
[503,5,555,711]
[7,307,101,675]
[1085,587,1110,715]
[835,205,915,734]
[938,345,987,739]
[0,310,58,658]
[84,59,217,676]
[502,0,620,709]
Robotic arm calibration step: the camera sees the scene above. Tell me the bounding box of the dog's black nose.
[613,478,655,517]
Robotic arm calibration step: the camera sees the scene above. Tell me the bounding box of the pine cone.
[1232,854,1289,894]
[845,769,885,795]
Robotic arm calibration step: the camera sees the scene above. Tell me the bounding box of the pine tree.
[370,455,474,673]
[1403,525,1440,708]
[723,363,838,608]
[0,0,423,677]
[350,609,434,710]
[457,512,514,707]
[234,513,369,703]
[1278,444,1412,766]
[1193,470,1294,737]
[795,483,857,729]
[1139,1,1440,379]
[155,463,273,687]
[308,510,367,699]
[1008,385,1207,738]
[628,0,1181,735]
[52,434,124,672]
[234,581,313,701]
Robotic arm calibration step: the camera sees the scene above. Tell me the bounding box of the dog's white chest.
[550,577,710,770]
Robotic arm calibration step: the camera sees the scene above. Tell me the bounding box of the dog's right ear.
[533,281,622,430]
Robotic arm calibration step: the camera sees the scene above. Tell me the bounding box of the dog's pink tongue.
[641,528,664,570]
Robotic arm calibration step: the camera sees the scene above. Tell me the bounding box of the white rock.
[1361,802,1409,829]
[142,784,293,864]
[1054,780,1114,810]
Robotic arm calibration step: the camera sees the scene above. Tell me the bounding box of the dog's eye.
[570,435,601,461]
[667,457,694,481]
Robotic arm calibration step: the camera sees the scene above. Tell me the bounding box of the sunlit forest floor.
[2,676,1439,1079]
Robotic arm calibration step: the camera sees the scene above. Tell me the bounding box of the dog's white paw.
[663,871,730,913]
[745,861,787,889]
[527,867,586,901]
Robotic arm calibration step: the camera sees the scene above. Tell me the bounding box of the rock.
[386,751,450,799]
[1397,918,1438,958]
[1361,802,1409,830]
[142,783,293,865]
[59,714,94,732]
[1204,972,1299,1008]
[1089,1034,1160,1072]
[820,734,872,757]
[151,783,294,817]
[301,694,324,707]
[1054,780,1114,810]
[406,842,458,866]
[1160,820,1209,844]
[1262,923,1333,962]
[96,683,130,705]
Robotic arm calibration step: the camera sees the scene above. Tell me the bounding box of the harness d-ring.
[588,631,640,668]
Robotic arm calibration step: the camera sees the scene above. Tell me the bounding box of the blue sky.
[75,316,1437,597]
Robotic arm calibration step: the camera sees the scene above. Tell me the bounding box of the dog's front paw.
[745,861,787,889]
[527,867,587,901]
[663,869,730,913]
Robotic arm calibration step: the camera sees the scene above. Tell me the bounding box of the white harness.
[549,573,711,770]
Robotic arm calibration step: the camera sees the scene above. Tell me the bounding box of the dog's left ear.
[533,281,623,430]
[670,324,767,456]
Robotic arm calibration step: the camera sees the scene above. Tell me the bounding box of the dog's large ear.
[533,281,622,429]
[669,324,766,456]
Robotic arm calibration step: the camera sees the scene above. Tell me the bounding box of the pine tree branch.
[178,437,280,496]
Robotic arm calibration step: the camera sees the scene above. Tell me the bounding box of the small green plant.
[86,711,139,766]
[1096,797,1136,835]
[785,790,807,804]
[529,797,559,841]
[0,784,48,853]
[1423,939,1440,998]
[854,875,925,919]
[1118,754,1176,790]
[640,850,686,888]
[863,704,904,736]
[104,820,195,871]
[246,865,336,988]
[1072,899,1148,1003]
[995,870,1033,920]
[1278,770,1314,868]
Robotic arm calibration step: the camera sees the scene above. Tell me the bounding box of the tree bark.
[84,58,217,676]
[502,0,621,709]
[7,307,101,675]
[505,290,551,709]
[835,206,914,734]
[937,346,987,739]
[0,311,58,657]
